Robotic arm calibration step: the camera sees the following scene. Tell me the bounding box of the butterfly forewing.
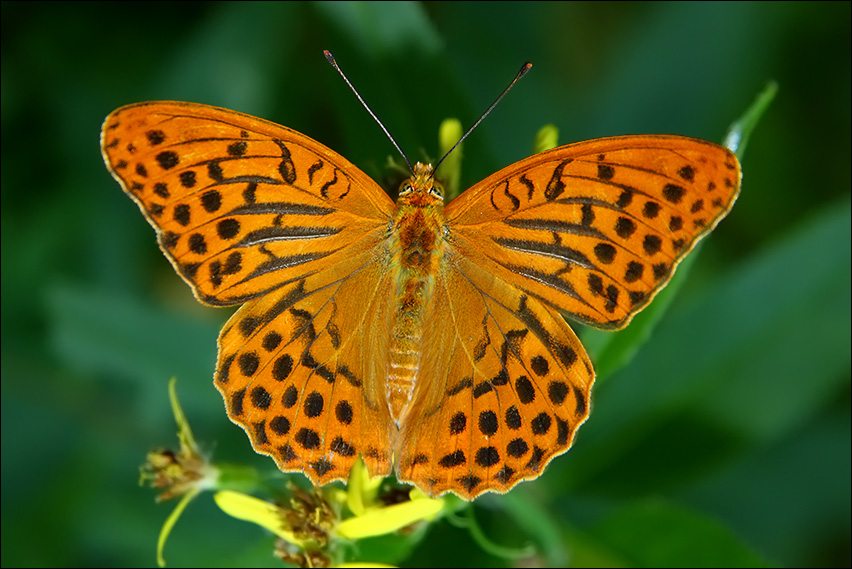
[445,136,741,329]
[101,102,395,306]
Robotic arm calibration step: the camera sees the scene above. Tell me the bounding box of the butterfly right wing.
[445,136,740,330]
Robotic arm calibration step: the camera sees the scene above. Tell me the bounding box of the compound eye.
[398,183,413,196]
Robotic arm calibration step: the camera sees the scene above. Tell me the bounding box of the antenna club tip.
[324,50,337,65]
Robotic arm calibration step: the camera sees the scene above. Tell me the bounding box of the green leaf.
[725,81,778,159]
[591,500,769,568]
[557,199,851,492]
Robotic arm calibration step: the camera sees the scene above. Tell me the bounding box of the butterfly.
[101,78,740,500]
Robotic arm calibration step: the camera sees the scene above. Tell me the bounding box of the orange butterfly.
[101,65,740,500]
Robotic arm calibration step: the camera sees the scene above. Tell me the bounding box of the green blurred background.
[1,2,849,567]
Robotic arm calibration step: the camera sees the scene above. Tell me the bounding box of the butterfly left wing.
[215,231,398,486]
[101,102,401,485]
[394,245,594,499]
[445,136,741,329]
[101,101,395,307]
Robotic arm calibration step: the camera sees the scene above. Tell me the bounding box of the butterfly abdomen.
[386,193,446,422]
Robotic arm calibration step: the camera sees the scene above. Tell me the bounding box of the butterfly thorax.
[386,163,446,422]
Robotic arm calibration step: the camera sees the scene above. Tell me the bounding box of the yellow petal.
[336,496,444,540]
[346,458,382,516]
[533,124,559,153]
[213,490,304,545]
[437,118,464,200]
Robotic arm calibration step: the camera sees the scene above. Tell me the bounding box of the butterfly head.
[397,162,444,207]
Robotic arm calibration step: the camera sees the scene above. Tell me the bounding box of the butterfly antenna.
[433,62,533,175]
[324,51,413,173]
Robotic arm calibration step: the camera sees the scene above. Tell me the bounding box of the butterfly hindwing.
[394,244,594,499]
[215,242,397,485]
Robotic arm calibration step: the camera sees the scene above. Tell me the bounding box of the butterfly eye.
[398,182,413,196]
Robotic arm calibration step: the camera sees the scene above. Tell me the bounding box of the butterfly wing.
[101,101,395,306]
[216,243,397,485]
[394,244,594,499]
[101,102,398,484]
[394,135,740,498]
[444,136,741,329]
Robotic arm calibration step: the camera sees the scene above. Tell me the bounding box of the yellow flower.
[214,459,447,566]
